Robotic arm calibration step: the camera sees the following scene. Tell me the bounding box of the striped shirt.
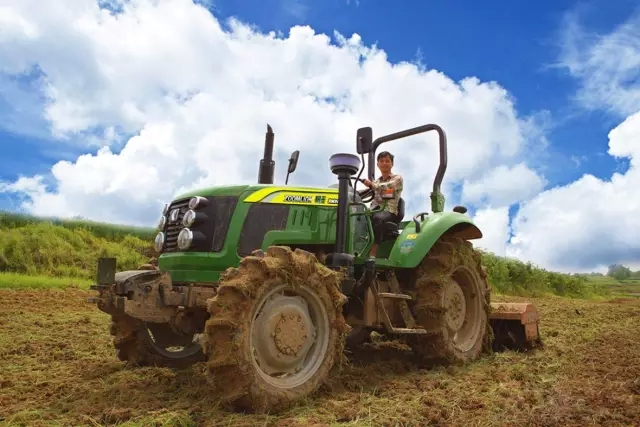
[370,173,403,215]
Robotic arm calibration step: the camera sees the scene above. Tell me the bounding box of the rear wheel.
[201,246,349,413]
[110,315,205,369]
[410,236,492,365]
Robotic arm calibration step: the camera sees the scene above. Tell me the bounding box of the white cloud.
[507,111,640,273]
[462,163,546,208]
[0,0,545,231]
[557,9,640,116]
[471,207,511,257]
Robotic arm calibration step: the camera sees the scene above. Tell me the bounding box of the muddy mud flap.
[489,302,542,352]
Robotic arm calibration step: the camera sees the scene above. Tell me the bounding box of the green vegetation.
[605,263,640,280]
[0,211,155,241]
[0,211,153,281]
[1,211,634,299]
[577,274,640,299]
[480,251,612,298]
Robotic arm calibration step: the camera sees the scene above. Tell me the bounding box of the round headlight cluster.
[156,196,208,253]
[154,232,165,252]
[182,209,196,227]
[189,196,208,210]
[177,228,193,250]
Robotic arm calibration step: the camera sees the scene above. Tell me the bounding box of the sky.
[1,0,640,274]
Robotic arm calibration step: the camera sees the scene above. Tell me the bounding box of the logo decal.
[284,195,313,203]
[399,240,415,254]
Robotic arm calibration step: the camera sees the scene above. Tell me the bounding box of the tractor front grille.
[163,198,190,253]
[160,195,239,254]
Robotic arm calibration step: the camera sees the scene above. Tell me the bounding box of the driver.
[362,151,403,257]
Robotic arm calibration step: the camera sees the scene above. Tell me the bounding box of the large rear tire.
[200,246,349,414]
[410,236,492,365]
[110,315,205,369]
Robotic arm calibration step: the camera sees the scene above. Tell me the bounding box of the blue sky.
[1,0,640,272]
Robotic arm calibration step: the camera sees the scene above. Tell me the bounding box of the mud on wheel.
[110,315,205,369]
[200,246,349,414]
[410,236,492,365]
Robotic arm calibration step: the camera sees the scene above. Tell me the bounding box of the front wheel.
[410,236,491,365]
[110,315,205,369]
[200,246,349,413]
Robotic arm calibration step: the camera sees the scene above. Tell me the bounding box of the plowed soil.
[0,287,639,427]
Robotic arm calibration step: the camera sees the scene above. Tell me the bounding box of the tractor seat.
[381,198,405,240]
[395,198,405,223]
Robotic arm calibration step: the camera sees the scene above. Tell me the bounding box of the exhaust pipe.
[258,124,275,184]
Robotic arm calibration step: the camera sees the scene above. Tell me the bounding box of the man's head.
[376,151,394,176]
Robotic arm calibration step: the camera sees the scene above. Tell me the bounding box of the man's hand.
[363,179,373,188]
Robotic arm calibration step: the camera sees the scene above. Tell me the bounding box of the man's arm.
[371,174,403,191]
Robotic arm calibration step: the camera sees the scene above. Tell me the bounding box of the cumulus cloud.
[0,0,545,230]
[557,9,640,116]
[462,163,547,208]
[471,207,511,257]
[508,111,640,273]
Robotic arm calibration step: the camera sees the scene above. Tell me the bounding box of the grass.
[0,272,92,290]
[583,276,640,299]
[0,218,152,280]
[0,288,638,426]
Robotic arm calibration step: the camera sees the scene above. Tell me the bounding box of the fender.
[387,212,483,268]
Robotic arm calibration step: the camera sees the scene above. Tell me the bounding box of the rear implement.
[489,302,542,351]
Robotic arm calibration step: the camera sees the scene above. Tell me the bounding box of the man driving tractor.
[362,150,403,257]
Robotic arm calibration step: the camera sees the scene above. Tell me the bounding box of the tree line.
[605,264,640,281]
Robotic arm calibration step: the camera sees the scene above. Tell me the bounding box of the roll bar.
[359,123,448,213]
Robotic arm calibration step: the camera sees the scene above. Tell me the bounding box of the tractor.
[89,123,541,413]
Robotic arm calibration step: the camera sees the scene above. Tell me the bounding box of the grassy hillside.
[0,211,153,281]
[0,211,622,298]
[480,251,613,298]
[0,211,155,240]
[579,274,640,299]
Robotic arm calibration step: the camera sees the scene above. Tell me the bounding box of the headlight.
[169,208,180,222]
[154,232,165,252]
[157,215,167,230]
[182,209,196,227]
[177,228,193,250]
[188,196,208,210]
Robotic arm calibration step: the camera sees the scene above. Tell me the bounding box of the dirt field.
[0,288,639,427]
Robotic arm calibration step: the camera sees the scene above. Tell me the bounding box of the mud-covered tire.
[200,246,349,414]
[110,315,205,369]
[410,236,492,365]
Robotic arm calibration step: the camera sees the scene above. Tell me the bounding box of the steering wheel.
[350,177,375,203]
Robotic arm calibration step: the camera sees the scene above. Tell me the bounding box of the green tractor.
[89,123,541,413]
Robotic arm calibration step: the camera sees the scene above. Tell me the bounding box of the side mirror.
[287,150,300,173]
[285,150,300,185]
[356,127,373,154]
